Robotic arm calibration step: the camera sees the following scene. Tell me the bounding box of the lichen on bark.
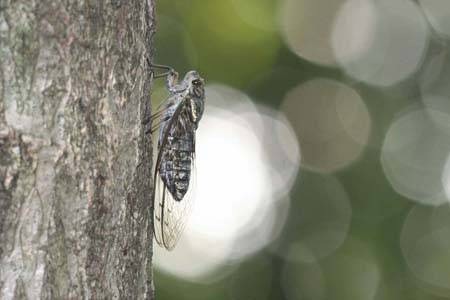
[0,0,156,299]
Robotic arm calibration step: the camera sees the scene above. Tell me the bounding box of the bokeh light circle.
[281,245,325,300]
[401,204,450,296]
[331,0,377,67]
[273,172,352,263]
[280,0,346,66]
[281,238,381,300]
[241,107,301,199]
[281,78,371,173]
[332,0,429,86]
[381,109,450,205]
[320,238,381,300]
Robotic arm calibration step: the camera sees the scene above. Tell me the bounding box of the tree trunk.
[0,0,156,299]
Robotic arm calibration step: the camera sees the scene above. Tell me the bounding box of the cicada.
[149,63,205,250]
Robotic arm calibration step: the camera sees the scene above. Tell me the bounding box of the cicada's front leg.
[147,59,173,79]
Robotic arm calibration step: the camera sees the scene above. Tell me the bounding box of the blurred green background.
[152,0,450,299]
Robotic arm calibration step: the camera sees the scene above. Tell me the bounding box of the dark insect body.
[150,64,205,250]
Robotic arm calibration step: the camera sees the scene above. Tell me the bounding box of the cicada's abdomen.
[158,109,195,201]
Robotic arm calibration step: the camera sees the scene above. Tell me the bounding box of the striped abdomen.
[159,132,194,201]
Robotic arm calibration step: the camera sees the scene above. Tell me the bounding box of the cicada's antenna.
[147,58,173,79]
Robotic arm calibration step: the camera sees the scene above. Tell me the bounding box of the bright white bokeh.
[192,110,270,240]
[381,109,450,205]
[401,204,450,296]
[332,0,429,86]
[281,78,371,173]
[419,0,450,38]
[154,85,299,280]
[279,0,346,66]
[240,107,301,199]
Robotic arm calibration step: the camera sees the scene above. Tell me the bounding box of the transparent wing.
[150,89,188,134]
[152,100,197,250]
[153,152,196,250]
[149,100,176,134]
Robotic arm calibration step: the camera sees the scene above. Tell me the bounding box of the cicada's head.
[184,71,205,99]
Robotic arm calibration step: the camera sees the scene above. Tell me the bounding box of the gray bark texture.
[0,0,156,299]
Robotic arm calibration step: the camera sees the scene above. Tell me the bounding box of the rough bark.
[0,0,156,299]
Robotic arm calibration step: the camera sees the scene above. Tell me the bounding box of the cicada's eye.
[192,79,202,86]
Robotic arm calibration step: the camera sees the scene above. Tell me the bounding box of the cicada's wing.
[149,101,176,134]
[152,100,197,250]
[153,153,196,250]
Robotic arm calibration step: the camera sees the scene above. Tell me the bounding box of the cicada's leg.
[147,58,174,79]
[144,59,173,126]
